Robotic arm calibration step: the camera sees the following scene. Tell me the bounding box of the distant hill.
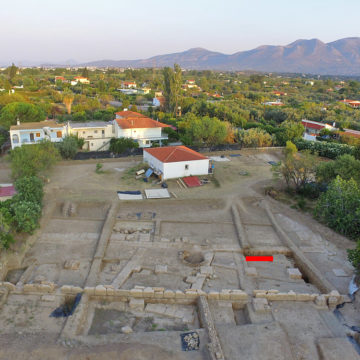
[81,37,360,75]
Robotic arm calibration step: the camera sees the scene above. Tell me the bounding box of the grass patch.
[212,176,221,188]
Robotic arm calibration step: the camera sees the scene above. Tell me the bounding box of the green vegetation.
[109,137,139,154]
[57,135,79,159]
[95,163,104,174]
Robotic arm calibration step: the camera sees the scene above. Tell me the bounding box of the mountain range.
[80,37,360,76]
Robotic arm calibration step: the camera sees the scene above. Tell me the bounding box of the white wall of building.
[143,151,209,180]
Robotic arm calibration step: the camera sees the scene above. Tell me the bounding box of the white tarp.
[117,193,143,200]
[145,189,171,199]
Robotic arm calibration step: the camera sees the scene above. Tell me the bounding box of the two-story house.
[67,121,115,151]
[115,110,170,148]
[10,120,65,149]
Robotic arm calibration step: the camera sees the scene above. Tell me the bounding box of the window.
[12,134,19,144]
[94,130,98,134]
[36,133,41,137]
[56,131,62,138]
[102,130,105,135]
[145,140,150,145]
[185,164,189,170]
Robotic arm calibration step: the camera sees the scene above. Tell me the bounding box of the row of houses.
[10,110,171,151]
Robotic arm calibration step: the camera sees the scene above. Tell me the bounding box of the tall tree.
[7,63,18,83]
[63,92,74,114]
[162,64,182,114]
[81,67,89,78]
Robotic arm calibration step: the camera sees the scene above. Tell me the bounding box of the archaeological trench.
[0,155,359,359]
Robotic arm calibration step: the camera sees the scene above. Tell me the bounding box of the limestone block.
[245,267,258,277]
[143,287,155,297]
[41,295,56,302]
[185,289,198,298]
[94,285,107,296]
[37,284,54,293]
[134,285,145,290]
[200,266,213,276]
[230,290,248,300]
[253,290,267,297]
[84,287,95,295]
[130,288,143,298]
[133,265,142,273]
[315,295,327,308]
[175,290,186,299]
[1,282,16,292]
[121,326,133,334]
[253,298,270,313]
[61,285,73,294]
[296,293,313,301]
[155,265,167,274]
[287,268,302,280]
[34,275,46,283]
[63,259,80,270]
[267,289,279,294]
[164,290,175,298]
[114,289,130,297]
[153,287,165,292]
[104,285,115,296]
[23,284,37,293]
[208,291,220,300]
[146,303,167,316]
[129,298,144,311]
[154,290,164,299]
[219,290,231,300]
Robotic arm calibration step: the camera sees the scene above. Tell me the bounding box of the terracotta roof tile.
[144,146,208,163]
[116,117,170,129]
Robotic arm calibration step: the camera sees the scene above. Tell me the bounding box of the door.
[30,133,34,142]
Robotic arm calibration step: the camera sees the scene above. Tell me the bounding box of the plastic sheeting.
[50,293,82,318]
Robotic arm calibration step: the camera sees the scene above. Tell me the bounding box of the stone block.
[185,290,198,298]
[315,295,327,308]
[130,288,143,298]
[41,295,55,302]
[1,282,16,292]
[105,285,115,296]
[114,289,130,297]
[23,284,37,293]
[37,284,54,293]
[129,298,144,311]
[153,287,165,292]
[154,290,164,299]
[164,290,175,298]
[143,287,155,297]
[175,290,186,299]
[84,287,95,295]
[253,290,267,297]
[63,259,80,270]
[94,285,107,296]
[154,265,167,274]
[252,298,270,313]
[219,290,231,300]
[287,268,302,280]
[61,285,73,294]
[121,326,133,334]
[296,293,312,301]
[230,290,248,300]
[245,267,258,277]
[208,291,220,300]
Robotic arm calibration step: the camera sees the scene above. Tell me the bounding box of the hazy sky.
[1,0,359,64]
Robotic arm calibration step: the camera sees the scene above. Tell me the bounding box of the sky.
[1,0,359,65]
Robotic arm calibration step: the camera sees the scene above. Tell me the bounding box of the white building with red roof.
[143,146,210,180]
[115,110,170,147]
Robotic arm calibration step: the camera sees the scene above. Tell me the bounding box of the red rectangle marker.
[245,256,273,262]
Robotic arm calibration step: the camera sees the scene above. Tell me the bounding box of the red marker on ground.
[245,256,273,262]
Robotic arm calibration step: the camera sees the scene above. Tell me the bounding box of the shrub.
[347,240,360,273]
[109,137,139,154]
[293,139,354,159]
[57,136,78,159]
[238,128,272,147]
[315,177,360,239]
[12,200,42,234]
[14,176,44,204]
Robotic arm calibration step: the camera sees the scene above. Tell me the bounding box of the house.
[339,99,360,109]
[55,76,66,82]
[0,184,16,202]
[143,146,210,180]
[117,88,138,95]
[263,99,284,106]
[67,121,115,151]
[115,110,170,148]
[301,120,336,140]
[122,81,137,89]
[71,76,90,85]
[10,120,65,149]
[273,91,287,96]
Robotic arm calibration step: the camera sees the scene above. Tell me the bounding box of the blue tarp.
[50,293,82,318]
[145,168,153,178]
[117,190,141,195]
[229,154,242,157]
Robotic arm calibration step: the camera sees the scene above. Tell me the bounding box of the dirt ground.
[0,149,359,360]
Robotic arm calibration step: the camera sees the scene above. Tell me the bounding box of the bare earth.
[0,149,359,360]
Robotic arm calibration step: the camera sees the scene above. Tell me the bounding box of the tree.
[14,176,44,204]
[0,102,46,129]
[81,67,89,78]
[315,177,360,239]
[57,136,79,159]
[7,63,18,83]
[63,92,74,114]
[347,240,360,273]
[316,154,360,184]
[238,128,272,148]
[109,138,139,154]
[275,121,304,146]
[163,64,182,114]
[10,141,60,179]
[0,206,14,249]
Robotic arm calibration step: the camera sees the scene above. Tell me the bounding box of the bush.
[347,240,360,273]
[14,176,44,204]
[315,177,360,239]
[57,136,78,159]
[238,128,272,147]
[10,140,60,179]
[109,137,139,154]
[12,200,42,234]
[293,139,354,159]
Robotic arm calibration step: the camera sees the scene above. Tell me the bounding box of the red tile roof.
[0,185,16,198]
[116,111,144,118]
[302,120,327,130]
[144,146,208,163]
[116,117,170,129]
[183,176,202,187]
